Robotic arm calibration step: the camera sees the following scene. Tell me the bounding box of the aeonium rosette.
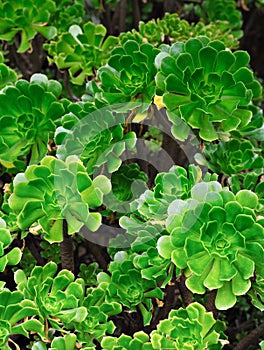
[97,40,160,106]
[101,302,226,349]
[9,155,111,243]
[195,138,263,176]
[194,0,243,39]
[97,251,163,326]
[158,181,264,309]
[55,102,136,175]
[0,73,65,171]
[151,302,226,349]
[155,36,262,141]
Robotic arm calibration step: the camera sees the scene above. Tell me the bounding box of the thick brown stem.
[146,277,180,332]
[119,0,127,32]
[206,290,218,319]
[132,0,141,29]
[178,274,193,306]
[25,234,46,266]
[60,219,74,272]
[7,33,46,79]
[63,70,81,101]
[86,240,109,271]
[233,323,264,350]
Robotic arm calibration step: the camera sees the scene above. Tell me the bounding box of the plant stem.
[147,278,180,331]
[60,219,74,272]
[178,274,193,306]
[63,70,81,102]
[206,290,218,319]
[132,0,140,29]
[233,323,264,350]
[119,0,127,32]
[25,234,46,266]
[86,240,109,271]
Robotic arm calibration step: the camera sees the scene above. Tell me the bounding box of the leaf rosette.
[122,13,239,49]
[97,251,163,325]
[0,0,57,52]
[9,155,111,242]
[0,73,65,171]
[97,40,160,106]
[194,0,243,39]
[55,103,136,175]
[195,139,263,175]
[132,165,217,220]
[150,302,226,349]
[109,166,216,280]
[15,261,87,329]
[155,36,262,141]
[15,262,121,348]
[158,182,264,309]
[73,285,121,347]
[44,22,118,85]
[50,0,85,34]
[0,289,44,349]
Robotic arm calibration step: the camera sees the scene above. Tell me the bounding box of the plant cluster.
[0,0,263,349]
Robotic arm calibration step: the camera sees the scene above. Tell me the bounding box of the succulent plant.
[102,302,226,349]
[74,284,122,348]
[97,251,163,325]
[155,36,262,141]
[109,165,217,278]
[0,0,57,52]
[44,22,118,85]
[192,20,240,49]
[0,73,65,171]
[132,165,217,220]
[132,244,173,286]
[150,302,226,349]
[15,261,87,330]
[195,138,263,176]
[111,163,148,202]
[14,261,121,348]
[158,182,264,309]
[233,105,264,140]
[193,0,243,39]
[55,103,136,175]
[9,155,111,242]
[78,262,102,288]
[50,0,85,34]
[97,40,160,106]
[121,13,239,49]
[0,289,44,350]
[140,13,238,48]
[118,30,145,46]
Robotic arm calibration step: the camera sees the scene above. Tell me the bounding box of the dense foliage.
[0,0,263,349]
